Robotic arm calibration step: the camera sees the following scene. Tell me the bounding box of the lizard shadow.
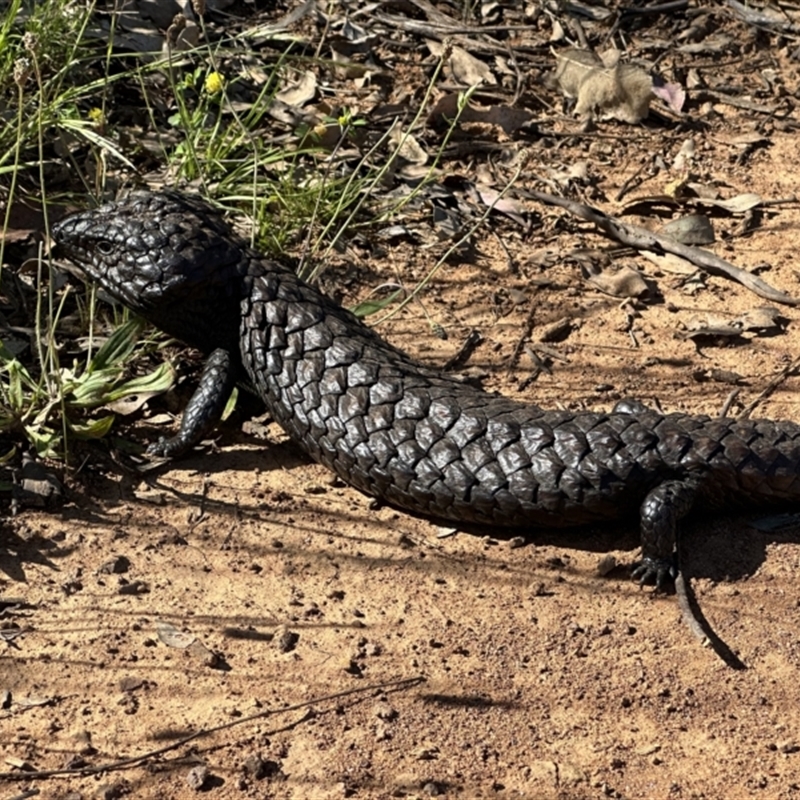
[126,437,800,590]
[443,509,799,672]
[11,435,794,671]
[491,512,800,588]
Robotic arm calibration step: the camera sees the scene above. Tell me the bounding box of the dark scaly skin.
[52,190,800,587]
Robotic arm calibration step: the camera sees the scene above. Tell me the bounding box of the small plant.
[0,317,173,459]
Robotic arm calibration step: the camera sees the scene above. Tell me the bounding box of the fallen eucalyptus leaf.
[710,193,762,213]
[692,368,744,385]
[737,306,785,332]
[660,214,715,245]
[427,93,533,135]
[537,317,573,343]
[678,326,745,342]
[391,128,428,165]
[428,40,497,87]
[476,185,527,226]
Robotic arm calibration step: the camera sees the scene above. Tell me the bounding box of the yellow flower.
[204,71,224,95]
[88,107,105,125]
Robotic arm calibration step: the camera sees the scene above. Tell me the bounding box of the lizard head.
[52,190,249,352]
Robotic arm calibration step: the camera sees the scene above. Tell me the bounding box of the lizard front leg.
[147,348,238,458]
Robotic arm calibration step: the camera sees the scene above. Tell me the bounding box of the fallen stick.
[738,353,800,419]
[528,189,800,307]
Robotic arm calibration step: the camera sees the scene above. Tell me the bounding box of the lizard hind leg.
[632,477,700,590]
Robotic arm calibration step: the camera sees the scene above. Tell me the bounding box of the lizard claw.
[631,556,677,592]
[146,436,188,459]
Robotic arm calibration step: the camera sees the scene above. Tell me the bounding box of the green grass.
[0,1,473,461]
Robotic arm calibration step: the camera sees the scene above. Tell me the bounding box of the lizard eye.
[96,239,114,256]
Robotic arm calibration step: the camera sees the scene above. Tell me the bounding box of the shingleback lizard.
[51,190,800,589]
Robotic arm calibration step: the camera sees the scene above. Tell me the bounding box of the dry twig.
[528,189,800,307]
[738,354,800,419]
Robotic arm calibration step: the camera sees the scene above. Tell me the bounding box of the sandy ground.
[4,122,800,800]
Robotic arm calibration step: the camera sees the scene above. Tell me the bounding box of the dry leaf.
[476,185,527,226]
[5,756,35,770]
[584,265,649,297]
[715,132,769,148]
[738,306,784,332]
[156,621,196,649]
[275,70,317,106]
[106,390,163,415]
[427,93,533,136]
[677,35,733,55]
[620,190,764,217]
[679,327,744,341]
[692,368,744,385]
[428,40,497,87]
[391,128,428,165]
[537,317,573,343]
[687,314,736,331]
[17,695,53,708]
[711,193,763,213]
[660,214,715,245]
[640,250,697,276]
[671,139,696,172]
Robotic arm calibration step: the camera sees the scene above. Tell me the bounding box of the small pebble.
[187,764,209,790]
[119,677,145,693]
[95,782,128,800]
[243,754,266,779]
[98,555,130,575]
[374,701,398,721]
[273,626,299,653]
[596,555,617,576]
[343,659,363,676]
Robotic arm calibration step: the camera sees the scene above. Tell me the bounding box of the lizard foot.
[631,556,677,592]
[146,436,189,459]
